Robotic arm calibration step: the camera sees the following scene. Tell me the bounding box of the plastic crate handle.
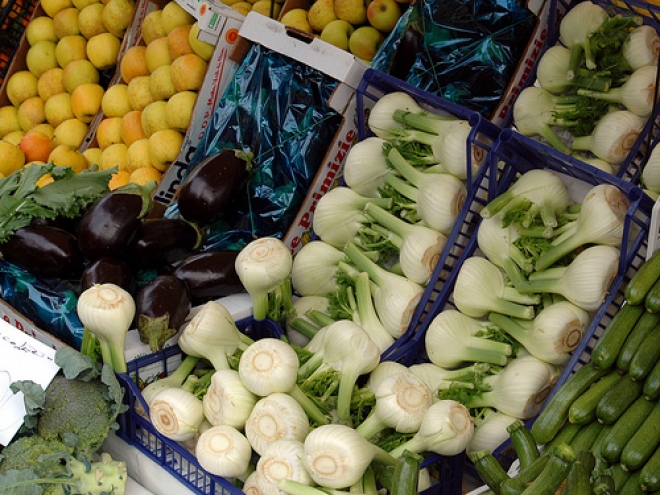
[648,197,660,260]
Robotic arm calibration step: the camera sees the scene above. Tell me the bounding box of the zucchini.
[568,370,623,425]
[470,450,509,494]
[620,399,660,471]
[626,247,660,306]
[639,444,660,492]
[645,276,660,312]
[499,478,529,495]
[569,420,603,455]
[562,450,594,495]
[507,421,539,470]
[619,471,644,495]
[513,452,550,484]
[629,324,660,381]
[601,396,657,463]
[617,311,660,372]
[531,363,610,446]
[609,463,632,492]
[590,423,614,474]
[596,374,643,424]
[592,473,617,495]
[591,303,645,371]
[520,443,576,495]
[644,358,660,400]
[545,422,581,452]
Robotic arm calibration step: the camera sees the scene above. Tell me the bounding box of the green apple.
[160,1,194,35]
[40,0,74,18]
[141,100,169,137]
[17,97,46,132]
[0,140,26,176]
[348,25,384,61]
[279,8,312,32]
[44,92,75,127]
[101,83,132,117]
[320,19,354,50]
[72,0,100,11]
[78,3,108,39]
[55,35,88,68]
[141,9,167,45]
[102,0,135,37]
[62,58,100,93]
[149,64,176,100]
[25,16,58,46]
[125,138,151,172]
[53,7,81,39]
[38,68,66,101]
[251,0,281,18]
[6,71,39,107]
[86,32,121,70]
[145,36,172,72]
[26,40,58,79]
[127,75,155,111]
[96,116,123,149]
[165,90,196,131]
[148,128,183,171]
[333,0,367,25]
[0,106,21,139]
[70,82,104,123]
[308,0,337,33]
[366,0,401,33]
[53,118,89,148]
[188,22,214,61]
[100,142,129,171]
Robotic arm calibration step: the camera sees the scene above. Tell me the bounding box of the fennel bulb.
[489,300,590,366]
[477,215,532,287]
[536,45,572,94]
[559,0,608,74]
[425,309,513,368]
[203,369,257,428]
[368,91,427,139]
[149,387,205,441]
[140,355,200,408]
[302,424,396,489]
[385,147,467,235]
[409,362,489,398]
[535,184,629,271]
[366,361,410,391]
[388,400,474,458]
[342,136,391,197]
[245,393,311,456]
[355,371,433,439]
[642,142,660,194]
[353,271,396,353]
[256,439,313,493]
[291,241,345,297]
[77,283,135,373]
[285,296,329,346]
[344,242,424,338]
[571,110,645,165]
[430,119,485,181]
[623,25,660,70]
[518,244,621,311]
[467,409,519,454]
[195,425,252,478]
[452,256,537,320]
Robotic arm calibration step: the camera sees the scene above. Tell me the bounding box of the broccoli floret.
[0,436,127,495]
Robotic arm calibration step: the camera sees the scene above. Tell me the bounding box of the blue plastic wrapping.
[165,43,344,251]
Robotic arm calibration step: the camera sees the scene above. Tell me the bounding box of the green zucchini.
[620,399,660,471]
[592,473,617,495]
[470,450,509,494]
[545,422,581,452]
[601,396,657,463]
[644,358,660,400]
[568,370,623,425]
[531,363,611,446]
[591,303,645,371]
[626,248,660,305]
[507,421,539,470]
[590,423,614,474]
[629,324,660,381]
[645,276,660,312]
[569,420,604,455]
[609,463,632,492]
[499,478,529,495]
[596,374,643,424]
[520,443,576,495]
[391,450,423,495]
[513,452,550,484]
[639,444,660,492]
[562,450,595,495]
[617,311,660,372]
[619,471,644,495]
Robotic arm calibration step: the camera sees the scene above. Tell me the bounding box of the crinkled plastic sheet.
[371,0,538,118]
[0,261,84,349]
[165,44,343,251]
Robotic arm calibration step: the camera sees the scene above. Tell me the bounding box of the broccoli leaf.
[0,469,44,495]
[9,381,45,432]
[101,363,128,421]
[55,347,100,382]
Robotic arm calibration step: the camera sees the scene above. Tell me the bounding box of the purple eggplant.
[171,250,242,301]
[80,257,136,295]
[130,218,202,270]
[0,225,84,279]
[76,183,154,262]
[176,149,251,225]
[135,274,191,352]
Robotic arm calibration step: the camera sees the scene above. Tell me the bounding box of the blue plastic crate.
[115,316,465,495]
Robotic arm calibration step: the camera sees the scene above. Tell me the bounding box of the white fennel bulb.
[195,425,252,478]
[203,369,257,428]
[150,387,205,441]
[291,240,346,296]
[256,439,313,495]
[559,0,608,73]
[242,471,262,495]
[536,45,572,94]
[477,215,531,287]
[343,136,391,197]
[238,338,299,396]
[410,362,490,398]
[623,25,660,70]
[366,361,410,391]
[285,296,329,347]
[367,91,427,138]
[467,409,519,454]
[431,119,485,180]
[643,142,660,194]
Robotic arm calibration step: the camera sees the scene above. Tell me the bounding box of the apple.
[167,23,194,60]
[101,83,132,117]
[82,146,103,167]
[170,53,207,92]
[149,64,177,100]
[40,0,74,18]
[120,109,147,145]
[44,92,75,127]
[73,0,100,10]
[120,45,150,83]
[231,2,252,15]
[102,0,135,37]
[100,142,129,171]
[307,0,336,33]
[37,68,66,101]
[334,0,367,25]
[55,35,88,68]
[279,8,312,32]
[129,166,162,185]
[141,9,167,44]
[0,106,21,139]
[96,116,123,149]
[145,36,172,73]
[320,19,354,50]
[165,90,196,131]
[26,40,58,79]
[108,169,131,188]
[62,59,100,93]
[188,22,214,61]
[3,131,26,146]
[25,16,58,46]
[19,130,55,163]
[148,128,183,171]
[86,32,121,70]
[6,71,38,108]
[31,123,56,139]
[53,7,81,39]
[127,76,155,111]
[53,118,89,148]
[348,25,384,61]
[0,141,26,176]
[251,0,281,18]
[160,1,195,35]
[71,83,104,123]
[141,100,169,137]
[48,144,88,173]
[125,138,151,172]
[78,3,108,39]
[366,0,401,33]
[17,97,46,132]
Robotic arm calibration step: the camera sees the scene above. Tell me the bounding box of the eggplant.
[135,274,191,352]
[0,225,84,279]
[171,250,242,301]
[79,257,136,295]
[130,218,203,270]
[76,183,154,262]
[176,149,251,225]
[390,26,424,80]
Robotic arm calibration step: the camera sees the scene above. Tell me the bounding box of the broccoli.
[0,435,127,495]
